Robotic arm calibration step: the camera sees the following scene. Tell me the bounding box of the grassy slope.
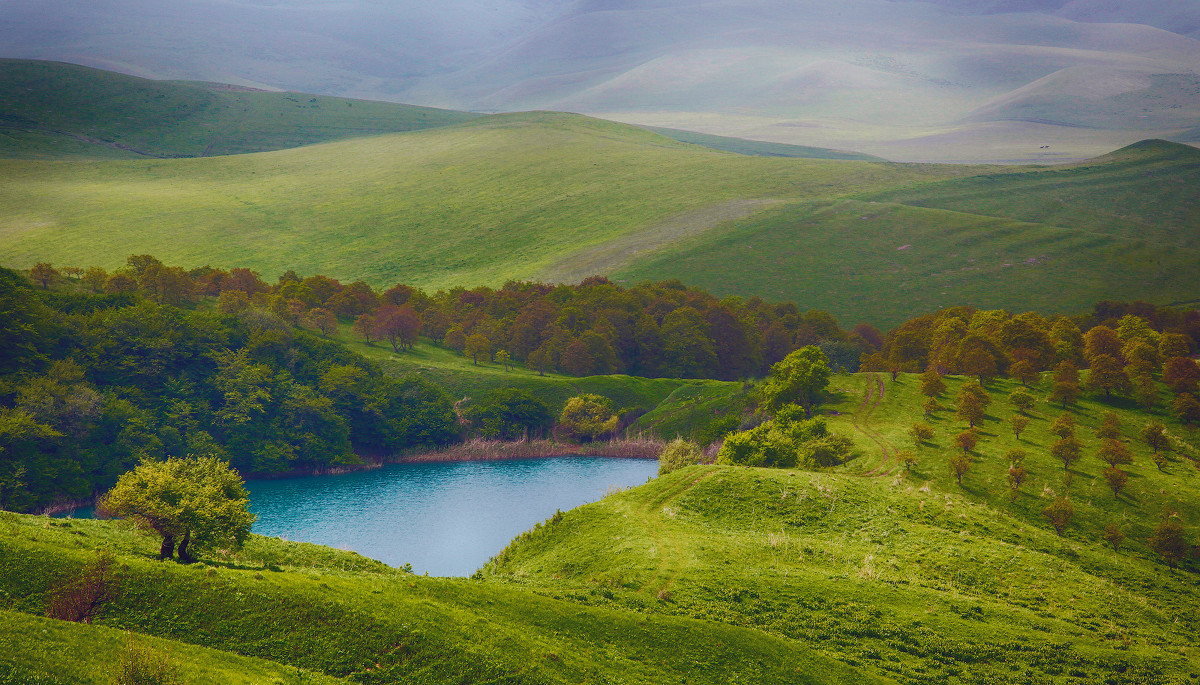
[485,463,1199,684]
[0,609,343,685]
[0,513,877,684]
[0,59,479,160]
[613,140,1200,326]
[864,140,1200,249]
[0,111,959,292]
[612,198,1200,327]
[332,323,742,437]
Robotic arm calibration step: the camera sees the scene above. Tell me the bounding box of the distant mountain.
[2,0,1198,161]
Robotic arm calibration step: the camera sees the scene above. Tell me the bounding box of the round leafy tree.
[759,346,832,418]
[98,456,255,562]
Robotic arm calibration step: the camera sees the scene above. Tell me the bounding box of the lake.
[244,457,658,576]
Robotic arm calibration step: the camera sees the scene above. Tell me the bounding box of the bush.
[45,550,119,623]
[658,438,704,476]
[556,394,620,443]
[113,639,180,685]
[716,410,852,469]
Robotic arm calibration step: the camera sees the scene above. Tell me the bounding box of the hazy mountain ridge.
[1,0,1198,160]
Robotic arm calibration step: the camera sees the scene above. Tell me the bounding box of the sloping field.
[612,140,1200,326]
[0,111,967,292]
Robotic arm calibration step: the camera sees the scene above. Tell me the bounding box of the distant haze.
[2,0,1198,161]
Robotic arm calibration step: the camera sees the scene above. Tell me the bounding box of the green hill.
[0,110,962,295]
[0,511,877,684]
[1,72,1199,327]
[865,140,1200,248]
[0,59,479,160]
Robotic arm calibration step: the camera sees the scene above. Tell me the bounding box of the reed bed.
[400,437,666,463]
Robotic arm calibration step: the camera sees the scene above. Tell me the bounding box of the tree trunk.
[177,530,195,564]
[159,534,175,561]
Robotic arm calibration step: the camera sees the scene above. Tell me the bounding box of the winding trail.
[850,374,898,477]
[631,466,717,598]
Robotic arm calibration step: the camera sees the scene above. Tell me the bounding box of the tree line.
[27,257,870,382]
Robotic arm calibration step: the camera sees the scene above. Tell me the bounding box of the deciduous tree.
[1149,516,1188,567]
[759,346,831,418]
[97,456,255,562]
[1042,497,1074,536]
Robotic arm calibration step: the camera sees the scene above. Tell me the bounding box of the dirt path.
[850,374,897,477]
[532,198,781,284]
[631,466,716,598]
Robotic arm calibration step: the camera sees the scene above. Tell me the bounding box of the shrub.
[45,550,119,623]
[658,438,704,476]
[1150,516,1189,568]
[113,639,180,685]
[716,411,852,469]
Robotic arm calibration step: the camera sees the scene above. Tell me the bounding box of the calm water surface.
[244,457,658,576]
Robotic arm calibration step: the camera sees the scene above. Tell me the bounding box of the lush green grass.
[0,512,877,684]
[0,111,959,296]
[484,461,1200,684]
[824,371,1200,550]
[613,197,1200,327]
[0,59,479,160]
[865,140,1200,249]
[0,608,343,685]
[331,323,740,436]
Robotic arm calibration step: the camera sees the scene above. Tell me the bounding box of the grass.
[3,101,1197,328]
[644,126,887,162]
[330,313,745,434]
[613,197,1200,327]
[0,109,973,312]
[823,371,1200,549]
[0,59,479,160]
[0,512,875,684]
[484,461,1200,684]
[0,608,342,685]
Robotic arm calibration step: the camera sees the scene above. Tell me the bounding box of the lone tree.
[1051,437,1083,471]
[955,382,990,428]
[919,367,946,397]
[97,456,255,562]
[948,453,971,486]
[1007,463,1028,502]
[1011,414,1030,439]
[759,346,832,418]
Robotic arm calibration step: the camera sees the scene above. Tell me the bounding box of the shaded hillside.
[0,60,479,160]
[866,140,1200,248]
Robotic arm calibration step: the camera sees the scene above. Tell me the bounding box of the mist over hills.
[3,0,1198,161]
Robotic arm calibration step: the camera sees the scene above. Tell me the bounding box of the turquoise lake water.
[243,457,658,576]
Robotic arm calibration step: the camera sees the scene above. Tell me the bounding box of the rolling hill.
[1,101,1198,327]
[3,1,1199,162]
[0,59,481,160]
